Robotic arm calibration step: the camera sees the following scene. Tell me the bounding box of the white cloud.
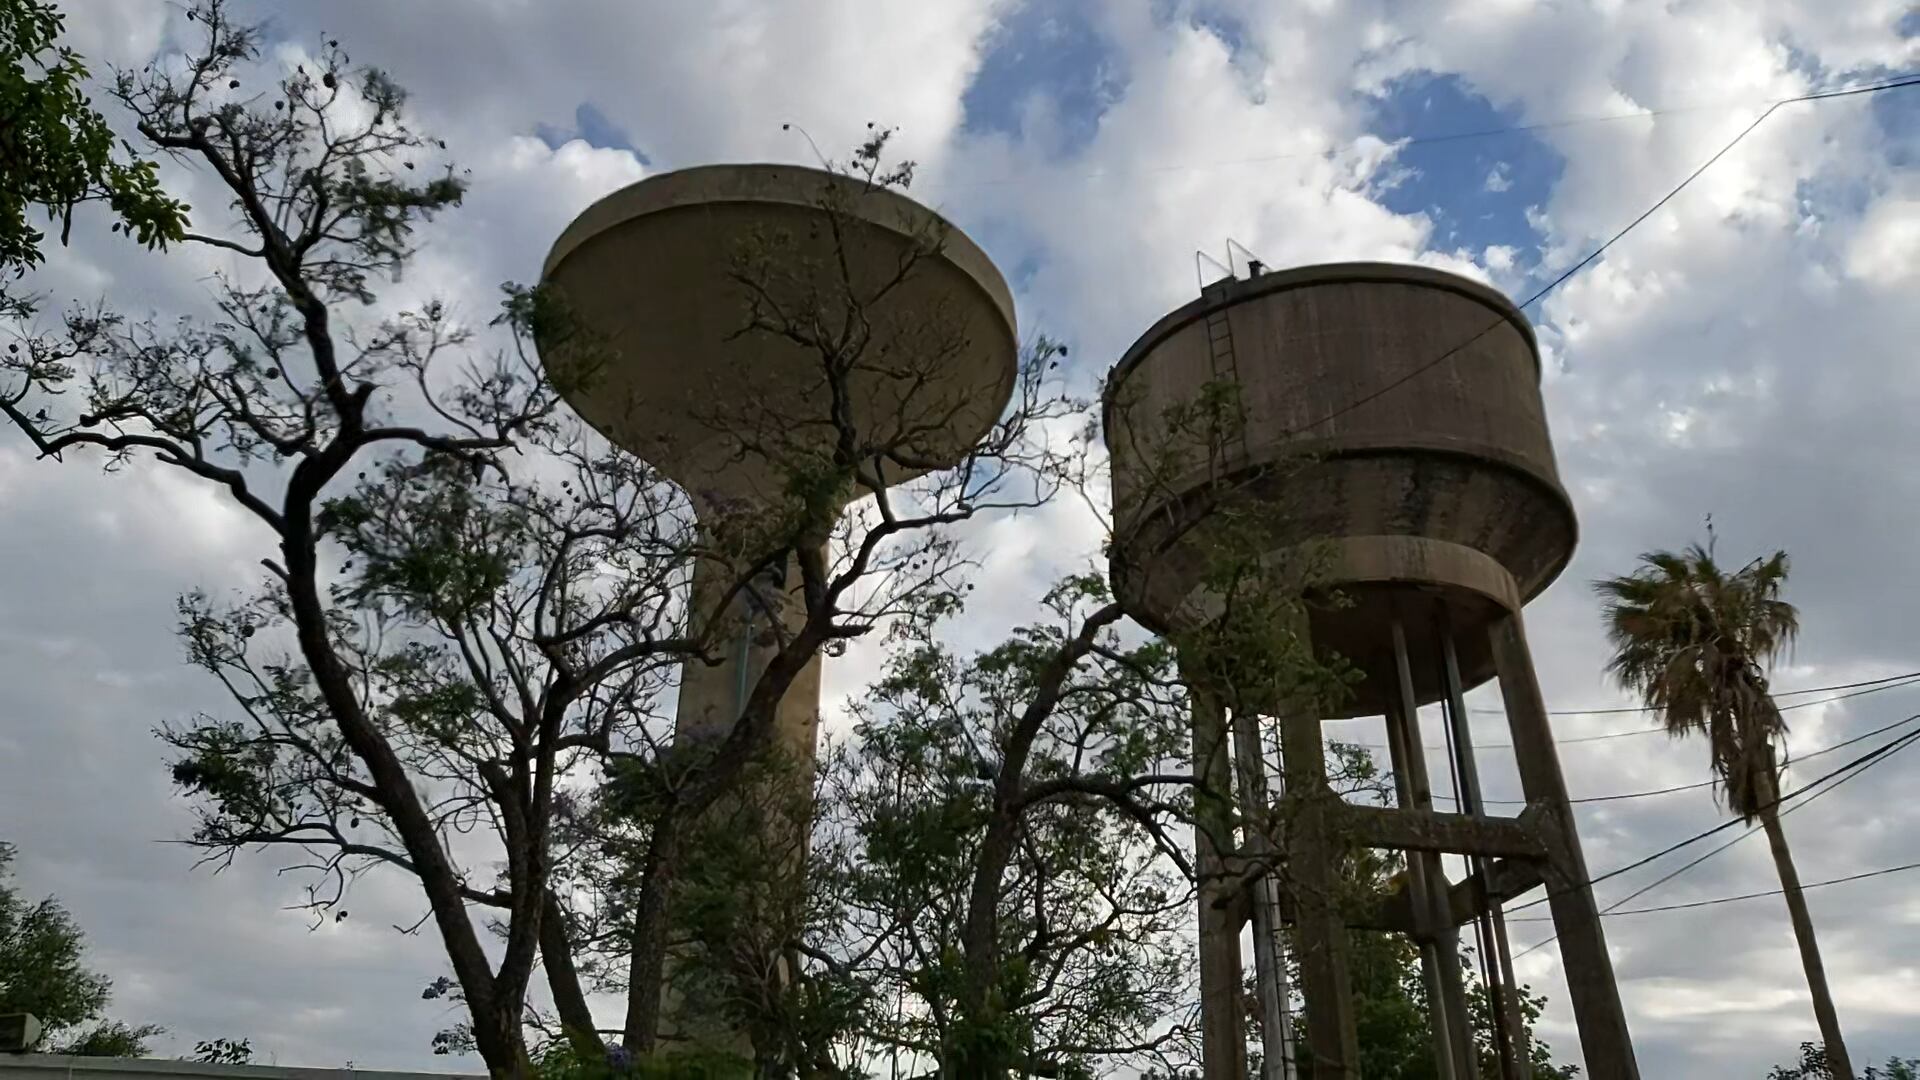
[1845,193,1920,286]
[10,0,1920,1074]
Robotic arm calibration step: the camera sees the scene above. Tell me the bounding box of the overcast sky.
[3,1,1918,1076]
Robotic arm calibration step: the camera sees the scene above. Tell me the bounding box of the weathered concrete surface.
[534,164,1020,1059]
[539,163,1017,511]
[1105,264,1638,1078]
[1103,263,1576,716]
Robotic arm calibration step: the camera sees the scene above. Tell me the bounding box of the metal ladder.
[1201,294,1252,466]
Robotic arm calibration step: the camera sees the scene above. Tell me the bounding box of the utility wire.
[1332,672,1920,753]
[1270,73,1920,442]
[1505,720,1920,918]
[1575,860,1920,918]
[1505,723,1920,958]
[1509,720,1919,923]
[1465,668,1920,717]
[1437,709,1920,806]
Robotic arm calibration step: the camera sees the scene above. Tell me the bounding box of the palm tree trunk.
[1757,799,1854,1080]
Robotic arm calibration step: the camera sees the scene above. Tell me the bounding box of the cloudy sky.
[3,0,1918,1075]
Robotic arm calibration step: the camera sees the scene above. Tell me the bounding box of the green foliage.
[54,1021,166,1058]
[0,0,187,279]
[0,842,162,1056]
[814,575,1200,1077]
[1295,844,1580,1079]
[1768,1042,1920,1079]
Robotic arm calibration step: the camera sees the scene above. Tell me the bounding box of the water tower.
[1104,263,1637,1080]
[538,163,1018,1053]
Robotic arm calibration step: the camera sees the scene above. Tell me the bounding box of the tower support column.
[658,544,825,1060]
[1191,683,1249,1080]
[1439,616,1529,1080]
[1278,704,1359,1080]
[1489,612,1640,1080]
[1232,711,1299,1080]
[1389,620,1475,1080]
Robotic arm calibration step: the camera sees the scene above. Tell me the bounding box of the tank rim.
[536,162,1022,503]
[1101,261,1539,443]
[1109,442,1578,634]
[541,162,1017,341]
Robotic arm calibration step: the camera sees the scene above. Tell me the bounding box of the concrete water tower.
[537,163,1018,1052]
[1104,263,1637,1080]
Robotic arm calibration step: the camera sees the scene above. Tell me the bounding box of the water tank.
[537,163,1018,510]
[1104,262,1576,717]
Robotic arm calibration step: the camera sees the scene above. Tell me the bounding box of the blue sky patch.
[1365,72,1563,271]
[534,102,651,164]
[1870,77,1919,170]
[961,0,1126,156]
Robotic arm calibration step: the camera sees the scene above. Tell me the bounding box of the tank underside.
[1103,262,1577,717]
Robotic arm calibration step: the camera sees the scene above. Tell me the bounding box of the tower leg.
[1438,618,1528,1080]
[1278,706,1360,1079]
[1192,684,1249,1080]
[1382,695,1463,1080]
[1489,612,1641,1080]
[1390,620,1477,1080]
[1232,711,1299,1080]
[658,545,824,1062]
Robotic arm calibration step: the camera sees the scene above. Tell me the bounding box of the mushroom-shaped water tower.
[537,163,1017,1056]
[1104,264,1637,1080]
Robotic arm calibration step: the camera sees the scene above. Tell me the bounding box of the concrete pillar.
[1191,685,1249,1080]
[1489,612,1640,1080]
[658,547,825,1060]
[1438,620,1528,1080]
[1390,620,1476,1080]
[1277,706,1359,1080]
[1231,711,1299,1080]
[1381,693,1462,1080]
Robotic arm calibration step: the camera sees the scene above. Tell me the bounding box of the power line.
[1511,719,1917,922]
[1505,723,1920,958]
[1462,710,1920,805]
[1505,720,1920,919]
[1331,672,1920,753]
[1576,860,1920,918]
[1272,72,1920,442]
[1468,668,1920,717]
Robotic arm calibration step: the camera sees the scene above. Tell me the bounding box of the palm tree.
[1594,541,1854,1080]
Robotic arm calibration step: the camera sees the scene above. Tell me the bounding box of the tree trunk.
[624,817,682,1051]
[1758,801,1853,1080]
[473,1005,534,1080]
[541,890,604,1059]
[281,529,530,1079]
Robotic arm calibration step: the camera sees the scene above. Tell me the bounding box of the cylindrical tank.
[534,165,1019,1058]
[1104,262,1576,717]
[538,163,1018,512]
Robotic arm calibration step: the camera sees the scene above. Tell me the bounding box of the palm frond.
[1592,541,1798,821]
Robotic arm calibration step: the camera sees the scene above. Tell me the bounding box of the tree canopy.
[0,0,186,285]
[0,4,1648,1078]
[0,841,163,1056]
